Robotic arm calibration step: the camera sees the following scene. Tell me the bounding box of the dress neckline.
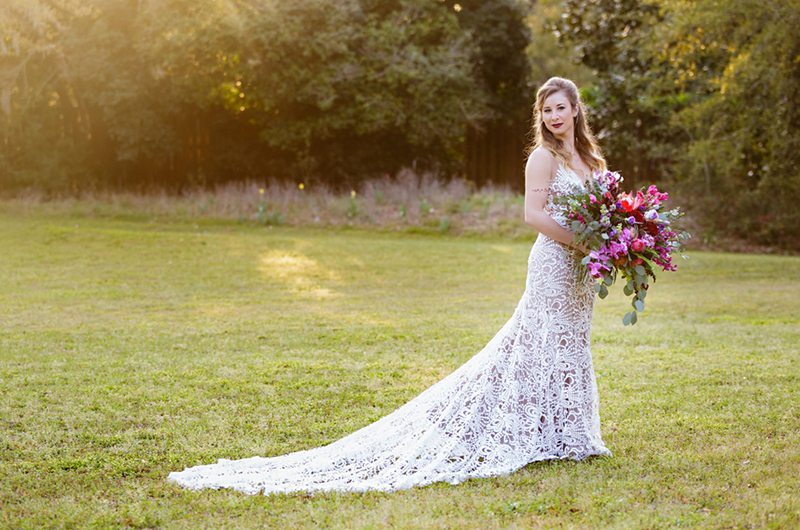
[558,163,592,188]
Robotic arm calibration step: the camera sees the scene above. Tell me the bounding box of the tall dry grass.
[2,169,531,239]
[3,169,753,251]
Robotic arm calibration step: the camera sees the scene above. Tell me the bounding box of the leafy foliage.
[1,0,536,190]
[552,0,800,250]
[656,0,800,247]
[550,0,675,190]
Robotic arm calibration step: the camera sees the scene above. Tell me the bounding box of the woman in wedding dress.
[167,76,613,495]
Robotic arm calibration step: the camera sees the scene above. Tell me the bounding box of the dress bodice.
[545,163,590,230]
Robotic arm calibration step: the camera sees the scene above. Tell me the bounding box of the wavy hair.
[525,77,606,174]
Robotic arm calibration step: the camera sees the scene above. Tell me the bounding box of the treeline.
[0,0,530,190]
[2,0,799,249]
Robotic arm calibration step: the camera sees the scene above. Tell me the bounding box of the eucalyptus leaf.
[634,299,645,312]
[623,284,633,296]
[634,265,645,276]
[623,312,632,326]
[598,284,609,298]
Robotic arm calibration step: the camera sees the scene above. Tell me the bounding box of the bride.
[167,76,613,495]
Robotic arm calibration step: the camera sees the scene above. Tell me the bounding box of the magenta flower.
[608,241,628,258]
[621,227,634,242]
[646,184,669,203]
[586,261,610,278]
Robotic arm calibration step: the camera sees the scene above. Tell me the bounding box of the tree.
[551,0,674,190]
[0,0,502,191]
[239,0,491,186]
[655,0,800,247]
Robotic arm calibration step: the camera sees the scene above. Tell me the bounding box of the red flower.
[631,239,646,252]
[619,191,644,213]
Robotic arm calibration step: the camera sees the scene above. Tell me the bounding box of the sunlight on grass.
[488,244,514,254]
[258,249,342,299]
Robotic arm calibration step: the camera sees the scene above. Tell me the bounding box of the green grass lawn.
[1,211,798,529]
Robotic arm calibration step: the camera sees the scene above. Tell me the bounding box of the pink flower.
[608,240,628,258]
[631,239,646,252]
[646,184,669,203]
[620,228,634,242]
[587,261,610,278]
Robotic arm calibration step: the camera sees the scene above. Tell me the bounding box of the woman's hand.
[574,243,590,255]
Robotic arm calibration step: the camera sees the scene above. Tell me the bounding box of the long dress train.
[167,163,612,495]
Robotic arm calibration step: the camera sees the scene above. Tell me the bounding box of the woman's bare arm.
[523,148,589,253]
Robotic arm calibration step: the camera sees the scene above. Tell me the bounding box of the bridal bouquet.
[555,170,691,325]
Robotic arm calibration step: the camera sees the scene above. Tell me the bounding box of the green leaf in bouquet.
[603,275,613,286]
[593,282,603,293]
[634,299,645,312]
[634,265,646,276]
[598,284,609,299]
[571,221,582,231]
[623,312,633,326]
[623,283,633,296]
[637,289,647,300]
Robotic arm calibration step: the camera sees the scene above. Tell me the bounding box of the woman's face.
[541,91,578,139]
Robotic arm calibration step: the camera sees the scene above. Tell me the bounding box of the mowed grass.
[1,211,798,529]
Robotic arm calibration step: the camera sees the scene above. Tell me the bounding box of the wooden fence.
[464,118,531,192]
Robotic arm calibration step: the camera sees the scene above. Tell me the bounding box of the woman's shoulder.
[526,146,559,179]
[528,146,555,163]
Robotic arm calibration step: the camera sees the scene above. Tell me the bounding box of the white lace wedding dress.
[167,163,612,495]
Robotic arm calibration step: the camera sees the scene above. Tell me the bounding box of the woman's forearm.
[524,210,587,252]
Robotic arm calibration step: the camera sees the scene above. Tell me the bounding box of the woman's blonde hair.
[525,76,606,174]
